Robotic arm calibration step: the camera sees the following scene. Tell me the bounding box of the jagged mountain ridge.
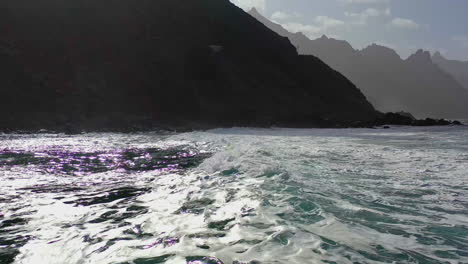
[432,52,468,91]
[0,0,379,131]
[249,8,468,119]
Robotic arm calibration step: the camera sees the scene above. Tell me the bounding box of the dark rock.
[360,112,463,127]
[413,118,451,126]
[0,0,378,132]
[396,111,416,120]
[374,113,414,126]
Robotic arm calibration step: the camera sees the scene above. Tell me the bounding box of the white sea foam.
[1,126,467,264]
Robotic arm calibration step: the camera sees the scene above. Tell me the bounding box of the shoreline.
[0,116,464,135]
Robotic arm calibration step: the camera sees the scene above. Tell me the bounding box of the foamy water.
[1,126,467,264]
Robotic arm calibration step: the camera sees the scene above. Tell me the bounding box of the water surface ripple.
[0,127,467,264]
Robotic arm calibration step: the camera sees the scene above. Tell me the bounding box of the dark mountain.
[0,0,379,131]
[432,52,468,91]
[248,8,292,38]
[249,9,468,119]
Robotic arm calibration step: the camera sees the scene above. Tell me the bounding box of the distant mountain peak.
[432,50,468,92]
[245,4,468,118]
[249,7,261,16]
[292,31,310,41]
[248,8,292,38]
[415,49,431,57]
[293,31,304,36]
[407,49,433,65]
[432,51,446,61]
[360,43,401,61]
[313,35,352,46]
[433,51,443,58]
[363,43,395,52]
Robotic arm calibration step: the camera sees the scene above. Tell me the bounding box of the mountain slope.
[0,0,378,131]
[432,52,468,91]
[249,9,468,119]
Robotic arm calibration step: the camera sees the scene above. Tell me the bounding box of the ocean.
[1,126,467,264]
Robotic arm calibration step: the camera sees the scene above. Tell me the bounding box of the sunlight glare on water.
[1,127,467,264]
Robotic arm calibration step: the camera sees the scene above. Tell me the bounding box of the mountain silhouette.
[432,52,468,91]
[250,9,468,119]
[0,0,380,131]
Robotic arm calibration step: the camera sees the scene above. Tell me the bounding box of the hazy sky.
[231,0,468,60]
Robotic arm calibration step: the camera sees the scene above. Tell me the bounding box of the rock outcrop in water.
[0,0,380,132]
[367,113,462,127]
[249,9,468,119]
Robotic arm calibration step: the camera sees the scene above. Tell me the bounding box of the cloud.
[271,11,291,21]
[277,16,346,39]
[271,11,303,22]
[390,18,420,30]
[230,0,266,11]
[340,0,389,5]
[281,22,322,38]
[345,7,391,25]
[315,16,346,29]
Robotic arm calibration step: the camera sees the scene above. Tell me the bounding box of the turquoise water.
[1,126,467,264]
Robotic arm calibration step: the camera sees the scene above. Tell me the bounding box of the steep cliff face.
[432,52,468,91]
[249,9,468,119]
[0,0,378,130]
